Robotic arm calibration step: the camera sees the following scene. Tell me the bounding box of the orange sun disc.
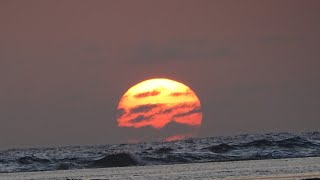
[117,78,202,142]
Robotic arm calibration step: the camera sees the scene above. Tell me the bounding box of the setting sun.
[117,78,202,142]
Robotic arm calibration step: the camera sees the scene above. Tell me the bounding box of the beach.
[2,157,319,180]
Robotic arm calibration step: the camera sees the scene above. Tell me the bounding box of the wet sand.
[1,157,320,180]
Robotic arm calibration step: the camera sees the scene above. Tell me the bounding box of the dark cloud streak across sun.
[130,104,161,114]
[170,92,192,97]
[129,115,153,123]
[173,107,202,118]
[134,90,161,98]
[120,101,202,130]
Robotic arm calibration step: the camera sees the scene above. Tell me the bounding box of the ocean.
[0,131,320,177]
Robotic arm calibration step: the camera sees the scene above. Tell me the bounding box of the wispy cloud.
[129,114,153,123]
[130,104,161,114]
[170,91,192,97]
[173,107,202,118]
[134,90,161,98]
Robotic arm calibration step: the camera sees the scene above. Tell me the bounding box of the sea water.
[0,131,319,174]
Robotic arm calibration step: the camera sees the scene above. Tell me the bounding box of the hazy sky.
[1,0,320,149]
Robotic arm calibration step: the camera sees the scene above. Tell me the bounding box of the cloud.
[148,102,201,117]
[130,104,161,114]
[116,108,126,119]
[160,121,196,134]
[154,102,199,116]
[129,114,153,123]
[170,91,192,97]
[173,107,202,118]
[134,90,160,98]
[129,40,232,64]
[161,108,173,114]
[173,103,199,109]
[118,120,197,142]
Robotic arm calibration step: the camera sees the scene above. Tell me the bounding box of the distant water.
[0,131,319,173]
